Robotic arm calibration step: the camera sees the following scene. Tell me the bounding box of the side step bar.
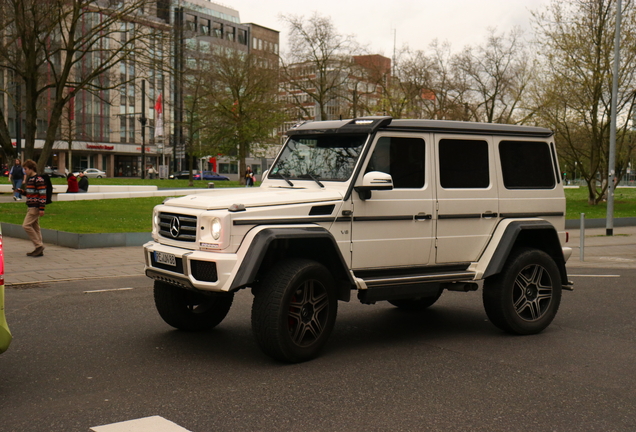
[362,271,476,288]
[357,271,477,304]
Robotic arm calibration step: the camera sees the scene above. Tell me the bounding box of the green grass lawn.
[564,187,636,220]
[1,185,634,234]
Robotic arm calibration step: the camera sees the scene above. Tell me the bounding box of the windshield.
[269,134,368,182]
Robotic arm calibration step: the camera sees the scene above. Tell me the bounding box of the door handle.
[415,212,432,221]
[482,211,498,219]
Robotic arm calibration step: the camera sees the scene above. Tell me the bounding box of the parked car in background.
[200,171,230,181]
[81,168,107,178]
[44,167,66,178]
[0,226,12,354]
[169,170,201,180]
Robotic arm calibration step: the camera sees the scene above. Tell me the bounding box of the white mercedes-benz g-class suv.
[143,116,573,362]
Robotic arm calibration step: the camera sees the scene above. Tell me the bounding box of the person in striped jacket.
[19,160,47,257]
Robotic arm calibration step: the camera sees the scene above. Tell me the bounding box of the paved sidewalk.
[3,236,145,286]
[2,225,634,286]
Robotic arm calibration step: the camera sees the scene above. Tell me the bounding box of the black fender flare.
[483,220,569,285]
[230,226,354,301]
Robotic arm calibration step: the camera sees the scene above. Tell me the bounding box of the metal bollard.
[207,182,215,189]
[580,213,585,261]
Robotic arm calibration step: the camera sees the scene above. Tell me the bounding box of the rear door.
[434,135,499,263]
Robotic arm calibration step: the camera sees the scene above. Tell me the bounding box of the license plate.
[155,251,176,266]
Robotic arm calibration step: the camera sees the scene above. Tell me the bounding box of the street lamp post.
[139,79,147,180]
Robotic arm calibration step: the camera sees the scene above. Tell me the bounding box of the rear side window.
[499,141,556,189]
[439,139,489,188]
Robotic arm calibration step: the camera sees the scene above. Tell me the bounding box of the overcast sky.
[230,0,551,55]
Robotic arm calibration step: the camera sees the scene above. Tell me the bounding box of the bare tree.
[532,0,636,204]
[280,13,358,121]
[199,50,286,184]
[0,0,159,171]
[456,27,533,124]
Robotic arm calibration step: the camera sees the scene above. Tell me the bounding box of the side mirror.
[354,171,393,200]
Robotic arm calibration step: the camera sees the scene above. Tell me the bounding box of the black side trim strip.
[353,215,414,222]
[438,214,482,219]
[499,212,564,218]
[233,217,335,226]
[335,217,352,223]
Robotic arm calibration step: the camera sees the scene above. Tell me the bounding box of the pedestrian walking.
[19,160,46,257]
[8,159,24,201]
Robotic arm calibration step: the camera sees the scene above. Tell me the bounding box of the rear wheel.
[154,281,234,331]
[251,259,338,363]
[483,248,562,335]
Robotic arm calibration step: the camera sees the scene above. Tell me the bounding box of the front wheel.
[251,259,338,363]
[154,281,234,331]
[483,248,562,335]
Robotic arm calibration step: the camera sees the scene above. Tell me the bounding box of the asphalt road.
[1,269,635,432]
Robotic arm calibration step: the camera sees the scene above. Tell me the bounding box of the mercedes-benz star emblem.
[169,217,181,238]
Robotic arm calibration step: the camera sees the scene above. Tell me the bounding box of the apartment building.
[2,0,279,179]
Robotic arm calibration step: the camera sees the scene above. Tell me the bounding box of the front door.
[350,133,434,269]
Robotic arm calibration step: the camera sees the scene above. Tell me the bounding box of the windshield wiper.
[276,172,294,187]
[304,173,324,188]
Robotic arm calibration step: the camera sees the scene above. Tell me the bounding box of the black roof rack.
[286,117,553,138]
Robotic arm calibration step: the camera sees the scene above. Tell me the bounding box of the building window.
[225,26,234,42]
[200,19,210,36]
[185,14,197,32]
[238,29,247,45]
[219,162,238,174]
[212,22,222,38]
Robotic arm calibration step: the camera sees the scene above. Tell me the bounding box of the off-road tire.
[251,259,338,363]
[154,280,234,331]
[483,247,562,335]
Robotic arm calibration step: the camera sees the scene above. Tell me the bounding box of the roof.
[287,117,554,138]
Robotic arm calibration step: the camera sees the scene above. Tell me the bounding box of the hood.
[162,186,344,210]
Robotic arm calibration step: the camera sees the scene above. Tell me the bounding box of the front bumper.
[143,241,239,292]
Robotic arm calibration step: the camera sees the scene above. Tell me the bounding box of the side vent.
[309,204,335,216]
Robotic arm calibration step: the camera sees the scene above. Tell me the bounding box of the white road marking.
[83,288,134,294]
[90,415,190,432]
[569,274,621,278]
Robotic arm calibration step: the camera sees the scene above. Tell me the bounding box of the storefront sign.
[87,144,114,150]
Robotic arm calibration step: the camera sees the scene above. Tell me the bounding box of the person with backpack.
[8,158,24,201]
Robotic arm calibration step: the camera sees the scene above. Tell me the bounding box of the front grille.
[158,212,197,242]
[190,260,218,282]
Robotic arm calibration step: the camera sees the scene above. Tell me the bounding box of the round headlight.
[211,217,222,240]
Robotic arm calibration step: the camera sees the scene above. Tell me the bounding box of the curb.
[1,222,151,249]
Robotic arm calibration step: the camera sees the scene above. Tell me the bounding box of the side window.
[499,141,556,189]
[365,136,425,188]
[439,139,489,188]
